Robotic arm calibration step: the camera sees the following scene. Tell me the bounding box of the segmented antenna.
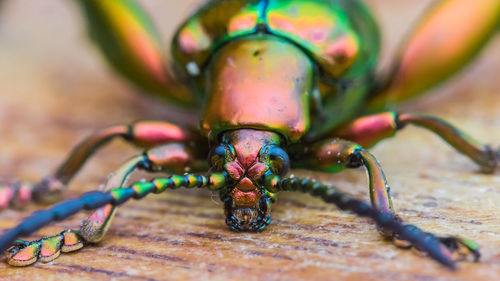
[266,175,456,269]
[0,173,226,253]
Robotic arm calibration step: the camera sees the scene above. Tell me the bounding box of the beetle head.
[209,129,289,232]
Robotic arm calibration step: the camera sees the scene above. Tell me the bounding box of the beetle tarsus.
[0,181,36,209]
[393,231,480,263]
[0,176,68,209]
[5,230,84,266]
[437,236,480,262]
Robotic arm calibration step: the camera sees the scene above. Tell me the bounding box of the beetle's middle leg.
[0,121,204,208]
[5,142,205,266]
[329,112,498,173]
[290,138,480,262]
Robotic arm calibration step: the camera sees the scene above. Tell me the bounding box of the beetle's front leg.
[291,138,480,263]
[5,142,205,266]
[80,142,203,243]
[329,112,499,173]
[0,121,204,208]
[292,139,394,214]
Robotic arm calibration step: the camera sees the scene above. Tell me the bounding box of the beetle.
[0,0,498,269]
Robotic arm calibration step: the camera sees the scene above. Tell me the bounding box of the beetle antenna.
[269,176,456,269]
[0,173,227,253]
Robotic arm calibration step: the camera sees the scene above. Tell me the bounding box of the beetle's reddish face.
[210,129,289,232]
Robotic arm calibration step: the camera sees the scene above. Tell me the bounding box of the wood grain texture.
[0,1,499,280]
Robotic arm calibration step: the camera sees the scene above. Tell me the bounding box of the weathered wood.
[0,1,499,280]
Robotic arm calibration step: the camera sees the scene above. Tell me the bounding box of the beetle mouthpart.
[224,196,271,232]
[233,208,259,228]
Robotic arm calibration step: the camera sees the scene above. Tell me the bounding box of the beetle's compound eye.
[259,145,290,177]
[209,144,235,170]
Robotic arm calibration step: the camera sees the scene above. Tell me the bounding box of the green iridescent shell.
[171,0,264,77]
[172,0,379,78]
[171,0,381,140]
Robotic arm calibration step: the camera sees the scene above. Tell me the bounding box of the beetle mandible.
[0,0,499,269]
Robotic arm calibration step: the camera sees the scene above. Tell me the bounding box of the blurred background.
[0,1,499,280]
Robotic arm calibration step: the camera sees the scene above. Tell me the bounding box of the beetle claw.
[438,236,480,262]
[394,234,480,264]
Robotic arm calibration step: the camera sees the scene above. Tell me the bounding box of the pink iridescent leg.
[81,142,204,243]
[292,139,394,214]
[331,112,498,172]
[0,121,202,208]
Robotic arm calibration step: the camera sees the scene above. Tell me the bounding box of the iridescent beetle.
[0,0,499,269]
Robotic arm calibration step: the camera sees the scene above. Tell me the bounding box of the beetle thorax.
[200,35,313,143]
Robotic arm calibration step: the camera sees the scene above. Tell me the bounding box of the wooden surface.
[1,1,500,280]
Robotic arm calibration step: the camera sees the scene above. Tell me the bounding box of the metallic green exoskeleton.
[1,0,499,269]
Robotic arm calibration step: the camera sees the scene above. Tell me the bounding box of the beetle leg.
[80,142,205,243]
[5,230,84,266]
[4,142,207,266]
[76,0,196,106]
[291,138,394,214]
[367,0,500,111]
[329,112,498,173]
[0,121,205,208]
[290,138,480,264]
